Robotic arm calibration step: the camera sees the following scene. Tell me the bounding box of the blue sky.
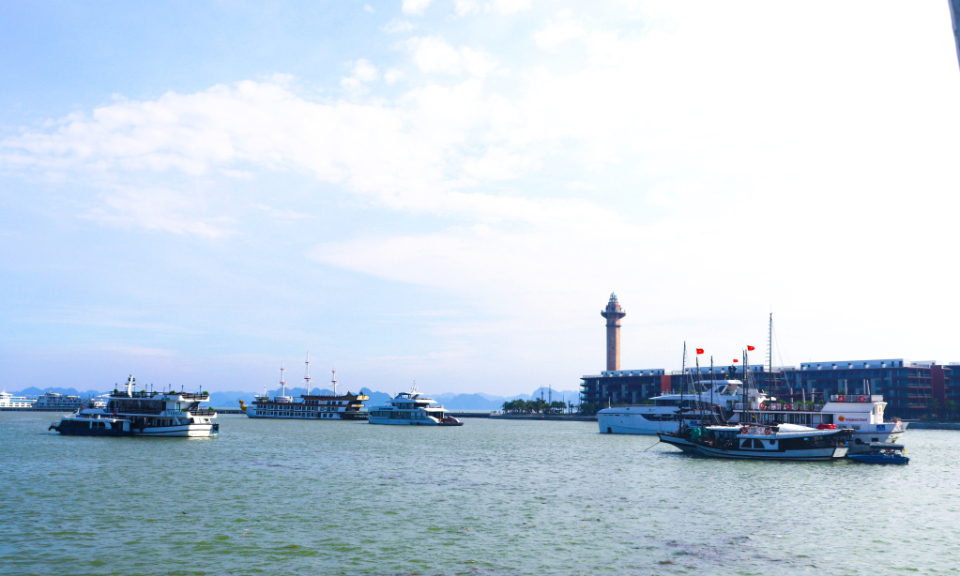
[2,1,960,395]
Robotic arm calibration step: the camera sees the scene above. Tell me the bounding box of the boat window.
[768,440,776,446]
[753,439,764,449]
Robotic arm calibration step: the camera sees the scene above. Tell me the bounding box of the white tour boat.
[49,376,218,437]
[368,385,463,426]
[243,359,368,421]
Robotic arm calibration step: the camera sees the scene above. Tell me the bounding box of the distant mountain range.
[6,385,579,411]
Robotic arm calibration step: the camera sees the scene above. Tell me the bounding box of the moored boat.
[661,423,851,461]
[245,360,368,420]
[49,376,218,438]
[847,443,910,465]
[368,384,462,426]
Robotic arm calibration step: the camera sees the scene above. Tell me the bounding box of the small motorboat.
[847,442,909,465]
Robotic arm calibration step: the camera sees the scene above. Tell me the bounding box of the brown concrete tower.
[601,292,626,371]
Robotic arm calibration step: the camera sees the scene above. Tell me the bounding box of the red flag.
[733,359,739,363]
[696,348,704,355]
[747,345,756,351]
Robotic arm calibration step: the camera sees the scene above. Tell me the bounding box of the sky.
[2,1,960,395]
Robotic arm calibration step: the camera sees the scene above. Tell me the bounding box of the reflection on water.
[1,412,956,575]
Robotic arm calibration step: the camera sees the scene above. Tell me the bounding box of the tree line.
[500,398,570,414]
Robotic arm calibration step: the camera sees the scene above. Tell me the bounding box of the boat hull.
[692,443,848,461]
[657,432,697,453]
[847,454,909,464]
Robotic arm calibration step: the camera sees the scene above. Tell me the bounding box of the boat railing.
[735,402,825,412]
[188,408,217,416]
[828,394,882,403]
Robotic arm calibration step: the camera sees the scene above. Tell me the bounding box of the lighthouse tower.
[601,293,626,371]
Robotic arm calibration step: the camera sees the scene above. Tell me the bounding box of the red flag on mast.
[747,345,756,351]
[733,359,739,363]
[696,348,704,355]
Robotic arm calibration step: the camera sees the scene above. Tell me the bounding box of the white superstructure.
[597,381,739,435]
[35,392,84,410]
[368,384,463,426]
[0,391,34,408]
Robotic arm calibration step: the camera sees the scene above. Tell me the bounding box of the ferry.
[0,391,34,408]
[245,359,368,421]
[660,423,852,461]
[49,376,218,437]
[368,385,463,426]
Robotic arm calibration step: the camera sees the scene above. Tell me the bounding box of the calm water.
[1,412,958,576]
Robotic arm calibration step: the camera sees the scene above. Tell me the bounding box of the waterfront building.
[580,294,950,419]
[0,391,34,408]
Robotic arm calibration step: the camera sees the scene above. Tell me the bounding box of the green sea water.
[1,412,958,576]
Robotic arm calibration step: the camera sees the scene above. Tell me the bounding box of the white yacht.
[245,363,368,421]
[49,376,218,437]
[597,381,738,435]
[0,391,34,408]
[368,385,463,426]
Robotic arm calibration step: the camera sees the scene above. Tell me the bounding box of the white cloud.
[454,0,479,17]
[533,9,584,48]
[82,185,237,238]
[407,36,498,77]
[381,18,415,33]
[401,0,432,15]
[486,0,531,15]
[384,69,405,84]
[5,1,960,376]
[363,4,374,13]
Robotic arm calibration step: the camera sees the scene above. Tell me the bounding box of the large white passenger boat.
[49,376,218,437]
[0,391,34,408]
[368,385,463,426]
[244,361,368,421]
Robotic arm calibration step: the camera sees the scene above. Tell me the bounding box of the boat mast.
[303,353,312,395]
[679,342,687,432]
[331,367,338,397]
[710,355,716,424]
[280,364,286,397]
[767,312,773,375]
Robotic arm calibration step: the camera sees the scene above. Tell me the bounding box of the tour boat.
[659,423,851,461]
[368,385,463,426]
[245,360,368,420]
[49,376,218,437]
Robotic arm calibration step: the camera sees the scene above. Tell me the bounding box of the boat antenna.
[331,367,337,397]
[710,355,717,424]
[303,353,311,395]
[280,364,286,397]
[768,312,773,375]
[679,342,687,432]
